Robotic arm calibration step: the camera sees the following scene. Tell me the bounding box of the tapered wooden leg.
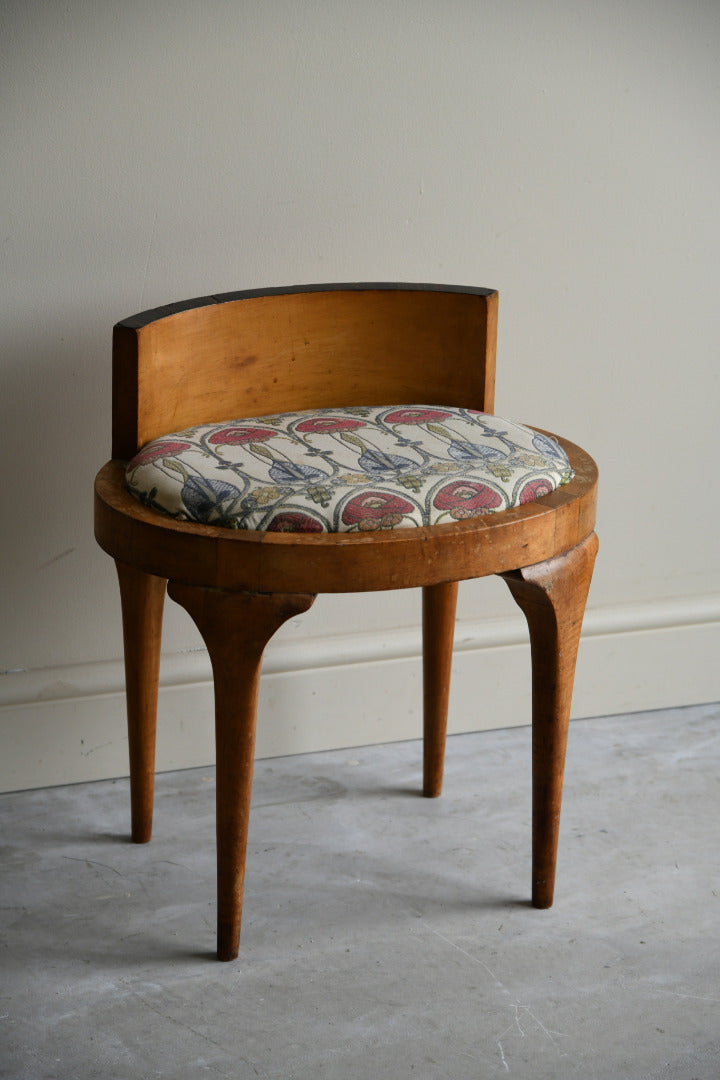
[167,584,315,961]
[501,532,598,908]
[115,561,167,844]
[422,581,459,797]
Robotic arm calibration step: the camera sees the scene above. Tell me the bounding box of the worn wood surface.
[95,435,597,594]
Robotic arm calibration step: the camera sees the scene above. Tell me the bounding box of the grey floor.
[2,704,719,1080]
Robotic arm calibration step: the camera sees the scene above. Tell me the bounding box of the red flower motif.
[294,417,366,434]
[519,478,553,504]
[208,426,278,444]
[433,480,502,518]
[384,408,452,424]
[266,512,323,533]
[129,441,190,467]
[342,490,414,530]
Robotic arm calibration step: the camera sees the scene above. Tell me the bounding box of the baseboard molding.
[2,594,719,792]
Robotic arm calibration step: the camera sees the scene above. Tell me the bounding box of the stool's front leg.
[501,532,598,908]
[167,584,315,961]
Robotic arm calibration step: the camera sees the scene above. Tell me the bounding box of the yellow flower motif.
[338,473,370,484]
[307,484,333,507]
[488,463,513,481]
[398,474,424,492]
[252,485,284,505]
[430,462,462,473]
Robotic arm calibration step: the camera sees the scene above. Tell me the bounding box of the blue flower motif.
[358,449,416,474]
[182,477,241,521]
[475,426,508,439]
[448,440,506,462]
[532,433,564,459]
[269,461,326,484]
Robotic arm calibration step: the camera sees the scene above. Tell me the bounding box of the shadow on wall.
[0,310,113,670]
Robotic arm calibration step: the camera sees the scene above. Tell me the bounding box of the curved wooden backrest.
[112,283,498,459]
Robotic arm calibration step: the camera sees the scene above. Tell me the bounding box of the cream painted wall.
[2,0,719,790]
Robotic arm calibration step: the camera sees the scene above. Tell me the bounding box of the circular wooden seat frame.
[94,283,598,960]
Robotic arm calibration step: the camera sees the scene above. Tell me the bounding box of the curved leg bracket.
[501,531,598,908]
[167,584,316,961]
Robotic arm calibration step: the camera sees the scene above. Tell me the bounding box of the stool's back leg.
[115,561,167,844]
[501,532,598,908]
[422,581,459,797]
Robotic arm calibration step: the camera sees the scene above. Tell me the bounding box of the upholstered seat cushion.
[125,405,574,533]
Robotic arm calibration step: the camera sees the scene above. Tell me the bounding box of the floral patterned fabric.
[125,406,573,533]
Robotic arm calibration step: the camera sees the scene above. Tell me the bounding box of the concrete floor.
[1,703,719,1079]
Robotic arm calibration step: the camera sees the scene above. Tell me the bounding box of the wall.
[2,0,719,791]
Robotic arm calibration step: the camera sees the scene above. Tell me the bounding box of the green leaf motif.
[163,459,189,479]
[250,443,275,459]
[427,423,452,439]
[339,431,366,448]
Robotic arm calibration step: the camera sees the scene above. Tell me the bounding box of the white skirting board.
[1,594,719,793]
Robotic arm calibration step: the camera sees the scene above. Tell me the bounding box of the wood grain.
[112,285,497,458]
[115,561,167,843]
[502,532,599,907]
[95,436,597,594]
[422,581,459,797]
[166,584,316,960]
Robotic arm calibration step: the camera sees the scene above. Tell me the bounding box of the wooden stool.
[94,283,598,960]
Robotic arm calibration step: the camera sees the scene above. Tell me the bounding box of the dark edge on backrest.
[112,322,140,459]
[115,282,496,330]
[483,289,498,414]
